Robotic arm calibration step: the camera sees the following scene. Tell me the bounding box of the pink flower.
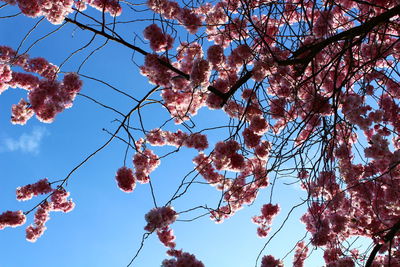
[133,149,160,184]
[190,59,211,87]
[242,128,261,148]
[26,202,51,242]
[143,24,174,52]
[252,203,280,238]
[11,99,34,125]
[261,255,283,267]
[51,189,75,213]
[115,166,136,192]
[293,242,308,267]
[162,250,204,267]
[207,45,225,68]
[0,210,26,230]
[144,206,177,231]
[16,178,53,201]
[157,226,176,248]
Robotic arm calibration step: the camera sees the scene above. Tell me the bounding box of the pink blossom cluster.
[341,94,372,131]
[144,206,177,232]
[26,189,74,242]
[0,210,26,230]
[6,0,121,24]
[157,226,176,248]
[143,24,174,52]
[0,46,82,124]
[260,255,283,267]
[162,249,204,267]
[1,47,58,87]
[207,45,225,69]
[175,42,203,74]
[147,0,201,33]
[26,202,51,242]
[192,152,224,185]
[27,72,83,123]
[252,203,280,237]
[7,0,75,24]
[0,64,12,93]
[50,189,75,212]
[140,54,173,87]
[16,178,53,201]
[242,127,262,148]
[115,166,136,192]
[212,140,244,171]
[228,44,253,68]
[193,152,269,223]
[11,99,34,125]
[146,129,208,151]
[308,171,339,200]
[293,242,308,267]
[190,59,211,87]
[161,87,207,123]
[133,149,160,183]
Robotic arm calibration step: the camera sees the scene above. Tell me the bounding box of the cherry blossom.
[144,206,177,232]
[0,210,26,230]
[115,166,136,192]
[3,0,400,266]
[16,178,53,201]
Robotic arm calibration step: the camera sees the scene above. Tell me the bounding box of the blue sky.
[0,5,328,267]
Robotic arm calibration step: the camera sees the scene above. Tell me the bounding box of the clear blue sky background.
[0,5,326,267]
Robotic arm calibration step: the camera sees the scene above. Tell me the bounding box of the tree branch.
[365,219,400,267]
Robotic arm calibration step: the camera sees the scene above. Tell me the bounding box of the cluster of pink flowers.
[11,99,34,125]
[1,47,58,90]
[16,178,53,201]
[0,64,12,93]
[133,149,160,183]
[0,46,83,124]
[25,72,83,123]
[162,249,204,267]
[0,210,26,230]
[144,206,177,232]
[161,87,207,123]
[50,189,75,212]
[6,0,121,24]
[157,227,176,248]
[192,152,224,185]
[212,140,244,171]
[25,202,51,242]
[26,189,74,242]
[175,42,203,74]
[293,242,308,267]
[146,129,208,151]
[140,54,173,87]
[260,255,283,267]
[207,45,225,69]
[7,0,75,24]
[143,24,174,52]
[228,44,253,68]
[252,203,280,237]
[115,166,136,192]
[190,59,211,87]
[147,0,201,33]
[14,178,74,242]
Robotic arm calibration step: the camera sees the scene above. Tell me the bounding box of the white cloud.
[2,127,47,154]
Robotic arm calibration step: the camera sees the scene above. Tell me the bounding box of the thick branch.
[365,219,400,267]
[281,4,400,66]
[66,5,400,106]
